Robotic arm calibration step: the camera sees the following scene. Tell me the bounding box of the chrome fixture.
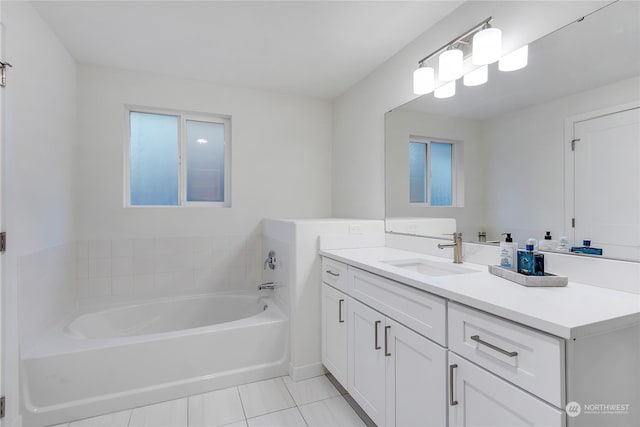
[413,16,529,97]
[478,231,487,243]
[438,232,463,264]
[264,250,277,270]
[258,281,279,291]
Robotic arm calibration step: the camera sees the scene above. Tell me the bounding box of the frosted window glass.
[409,142,427,203]
[430,142,453,206]
[130,112,179,205]
[186,120,225,202]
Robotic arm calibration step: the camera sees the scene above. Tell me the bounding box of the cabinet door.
[348,298,386,426]
[449,353,564,427]
[321,283,348,387]
[385,319,447,427]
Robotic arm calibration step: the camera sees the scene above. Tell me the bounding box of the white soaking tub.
[21,293,288,427]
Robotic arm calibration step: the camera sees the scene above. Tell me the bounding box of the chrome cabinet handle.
[384,326,391,356]
[374,320,381,350]
[325,270,340,277]
[470,335,518,357]
[338,299,344,323]
[449,364,458,406]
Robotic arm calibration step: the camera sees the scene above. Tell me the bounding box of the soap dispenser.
[539,231,557,251]
[499,233,518,271]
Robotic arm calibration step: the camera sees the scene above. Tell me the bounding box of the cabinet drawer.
[322,258,348,292]
[348,267,446,346]
[448,302,565,407]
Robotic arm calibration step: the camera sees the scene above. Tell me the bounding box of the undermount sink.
[382,259,477,277]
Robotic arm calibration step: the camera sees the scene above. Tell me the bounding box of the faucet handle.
[443,232,462,238]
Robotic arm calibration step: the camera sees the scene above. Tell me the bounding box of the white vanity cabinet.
[321,283,348,386]
[448,353,565,427]
[347,297,447,427]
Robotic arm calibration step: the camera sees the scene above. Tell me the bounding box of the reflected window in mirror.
[409,137,457,206]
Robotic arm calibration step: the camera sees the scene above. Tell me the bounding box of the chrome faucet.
[264,250,277,270]
[258,281,279,290]
[438,232,463,264]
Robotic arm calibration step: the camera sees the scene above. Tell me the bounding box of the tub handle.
[374,320,381,350]
[338,299,345,323]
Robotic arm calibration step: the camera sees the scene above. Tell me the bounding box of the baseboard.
[287,361,326,381]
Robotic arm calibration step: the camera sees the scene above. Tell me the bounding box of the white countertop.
[320,247,640,339]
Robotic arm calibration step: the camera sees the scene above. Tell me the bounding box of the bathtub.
[21,293,289,427]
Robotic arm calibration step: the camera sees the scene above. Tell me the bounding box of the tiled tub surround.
[76,235,263,299]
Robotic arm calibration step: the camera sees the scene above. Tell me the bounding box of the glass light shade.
[472,27,502,65]
[499,45,529,71]
[434,80,456,99]
[413,66,435,95]
[463,65,488,86]
[438,49,463,81]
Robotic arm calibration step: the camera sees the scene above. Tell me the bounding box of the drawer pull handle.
[374,320,382,350]
[470,335,518,357]
[325,270,340,277]
[449,364,458,406]
[384,326,391,356]
[338,299,344,323]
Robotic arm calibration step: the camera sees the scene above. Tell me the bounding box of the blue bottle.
[571,240,603,256]
[517,239,545,276]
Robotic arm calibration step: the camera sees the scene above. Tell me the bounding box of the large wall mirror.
[385,1,640,262]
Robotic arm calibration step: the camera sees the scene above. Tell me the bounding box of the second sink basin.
[382,258,477,277]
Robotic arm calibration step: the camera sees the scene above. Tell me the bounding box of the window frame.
[124,105,231,208]
[408,136,458,207]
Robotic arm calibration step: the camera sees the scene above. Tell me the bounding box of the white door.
[321,284,348,387]
[573,107,640,260]
[385,319,447,427]
[347,298,386,426]
[448,353,564,427]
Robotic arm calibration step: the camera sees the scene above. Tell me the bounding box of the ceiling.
[398,0,640,119]
[31,0,462,99]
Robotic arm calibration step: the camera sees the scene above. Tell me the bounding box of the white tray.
[488,265,568,287]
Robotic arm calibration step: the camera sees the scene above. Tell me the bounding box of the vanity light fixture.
[196,138,208,144]
[434,80,456,98]
[499,45,529,71]
[472,25,502,65]
[438,48,464,81]
[463,64,488,86]
[413,65,436,94]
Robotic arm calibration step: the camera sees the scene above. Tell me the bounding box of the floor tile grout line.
[186,395,190,427]
[236,385,249,425]
[295,406,310,427]
[244,403,298,421]
[280,376,301,408]
[127,408,134,427]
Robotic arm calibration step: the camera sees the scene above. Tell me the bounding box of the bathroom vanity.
[320,247,640,427]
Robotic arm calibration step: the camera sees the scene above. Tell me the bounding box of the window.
[127,108,231,207]
[409,137,455,206]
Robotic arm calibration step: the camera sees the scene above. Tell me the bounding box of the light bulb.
[463,65,488,87]
[434,80,456,99]
[472,27,502,65]
[413,66,435,95]
[499,45,528,72]
[438,49,463,81]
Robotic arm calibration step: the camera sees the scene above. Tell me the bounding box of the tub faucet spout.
[258,282,279,290]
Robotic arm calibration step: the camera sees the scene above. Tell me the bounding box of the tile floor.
[50,375,367,427]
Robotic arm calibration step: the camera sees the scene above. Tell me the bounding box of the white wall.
[332,0,608,219]
[73,65,332,298]
[2,1,77,425]
[76,65,332,239]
